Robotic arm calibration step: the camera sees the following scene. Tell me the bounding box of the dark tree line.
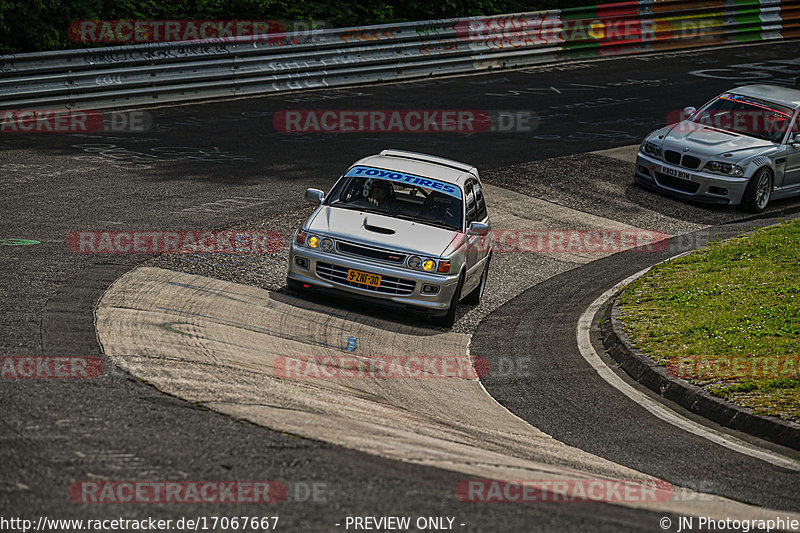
[0,0,592,53]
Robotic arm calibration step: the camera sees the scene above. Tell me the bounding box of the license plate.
[661,166,692,180]
[347,269,381,287]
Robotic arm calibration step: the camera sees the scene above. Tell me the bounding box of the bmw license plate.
[661,166,692,180]
[347,269,381,287]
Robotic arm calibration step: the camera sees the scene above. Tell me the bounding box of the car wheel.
[742,168,773,213]
[462,255,490,305]
[432,273,463,328]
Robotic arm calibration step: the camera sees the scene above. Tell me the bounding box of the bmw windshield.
[325,167,464,231]
[691,93,794,143]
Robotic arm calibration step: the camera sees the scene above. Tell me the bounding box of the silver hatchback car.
[287,149,492,327]
[636,84,800,212]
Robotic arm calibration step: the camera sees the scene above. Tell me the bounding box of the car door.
[783,115,800,190]
[472,179,490,265]
[463,180,480,289]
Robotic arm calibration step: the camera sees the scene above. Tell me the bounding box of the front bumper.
[635,152,750,206]
[287,243,460,317]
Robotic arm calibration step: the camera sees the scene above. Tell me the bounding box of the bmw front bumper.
[635,152,750,206]
[287,243,461,317]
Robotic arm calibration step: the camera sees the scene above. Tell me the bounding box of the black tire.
[742,168,773,213]
[462,256,490,305]
[432,274,463,328]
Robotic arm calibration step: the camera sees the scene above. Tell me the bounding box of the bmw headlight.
[408,256,421,269]
[704,161,744,176]
[641,141,662,158]
[307,235,320,248]
[421,259,435,272]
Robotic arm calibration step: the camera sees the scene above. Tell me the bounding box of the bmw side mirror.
[682,106,697,118]
[792,134,800,147]
[305,188,324,204]
[467,221,489,236]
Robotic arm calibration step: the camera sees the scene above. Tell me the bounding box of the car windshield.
[325,168,463,231]
[691,93,794,143]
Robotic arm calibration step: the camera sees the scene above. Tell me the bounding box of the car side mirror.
[682,106,697,118]
[467,221,489,236]
[792,133,800,147]
[305,188,324,204]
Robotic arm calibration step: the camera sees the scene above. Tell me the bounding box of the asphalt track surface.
[472,217,800,514]
[2,40,800,531]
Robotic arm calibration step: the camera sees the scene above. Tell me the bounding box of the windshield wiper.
[329,205,460,230]
[391,213,459,231]
[329,204,388,216]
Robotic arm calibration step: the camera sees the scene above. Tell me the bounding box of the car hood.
[306,206,459,257]
[663,121,774,159]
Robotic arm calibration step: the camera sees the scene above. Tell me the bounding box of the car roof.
[351,149,479,186]
[729,84,800,109]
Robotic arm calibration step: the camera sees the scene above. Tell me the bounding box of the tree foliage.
[0,0,592,53]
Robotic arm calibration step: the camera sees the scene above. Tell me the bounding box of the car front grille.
[654,172,700,193]
[665,149,702,170]
[316,262,416,295]
[664,150,682,165]
[336,241,406,264]
[682,155,701,169]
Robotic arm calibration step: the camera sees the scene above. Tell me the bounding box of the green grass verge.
[618,219,800,422]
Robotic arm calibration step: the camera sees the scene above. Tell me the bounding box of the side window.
[473,181,487,221]
[785,115,800,145]
[465,181,476,225]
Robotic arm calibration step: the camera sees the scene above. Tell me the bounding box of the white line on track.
[576,266,800,472]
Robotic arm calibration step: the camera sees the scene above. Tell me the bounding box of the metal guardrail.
[1,0,798,111]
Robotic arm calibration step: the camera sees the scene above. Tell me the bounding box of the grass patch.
[618,219,800,421]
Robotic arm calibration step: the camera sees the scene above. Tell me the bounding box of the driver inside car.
[367,180,393,208]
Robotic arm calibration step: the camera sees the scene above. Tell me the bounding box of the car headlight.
[320,237,334,252]
[408,256,446,273]
[307,235,320,248]
[641,141,662,158]
[704,161,744,176]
